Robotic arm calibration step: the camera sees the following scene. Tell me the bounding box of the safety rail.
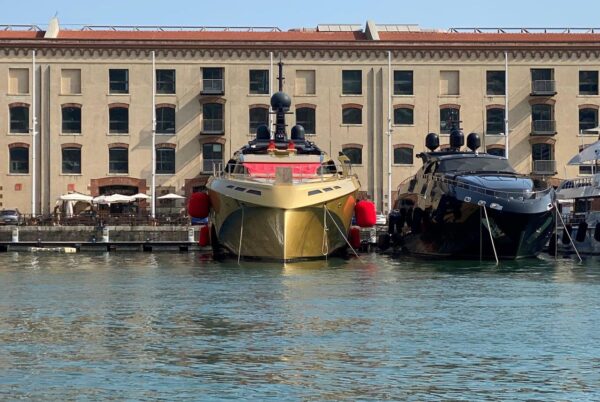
[212,161,353,183]
[427,174,553,200]
[558,176,593,190]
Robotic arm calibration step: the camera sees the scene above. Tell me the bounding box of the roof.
[1,23,600,46]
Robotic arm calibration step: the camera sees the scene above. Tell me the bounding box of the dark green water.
[0,252,598,400]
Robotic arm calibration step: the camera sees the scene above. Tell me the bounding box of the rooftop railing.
[213,161,354,183]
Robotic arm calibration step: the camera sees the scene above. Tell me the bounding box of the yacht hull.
[208,183,358,261]
[398,201,555,259]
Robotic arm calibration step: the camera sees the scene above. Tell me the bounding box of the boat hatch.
[323,187,333,192]
[308,189,323,196]
[234,187,246,191]
[246,189,262,195]
[226,185,234,189]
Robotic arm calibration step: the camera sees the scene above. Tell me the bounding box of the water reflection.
[0,252,599,400]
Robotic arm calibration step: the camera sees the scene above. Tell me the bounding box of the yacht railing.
[427,174,553,200]
[557,176,593,190]
[212,161,354,183]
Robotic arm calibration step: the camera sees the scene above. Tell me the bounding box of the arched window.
[531,104,555,134]
[156,106,176,134]
[109,106,129,134]
[9,105,29,133]
[579,108,598,132]
[9,145,28,173]
[202,103,224,134]
[394,107,414,125]
[296,107,316,134]
[156,146,175,174]
[486,147,505,157]
[202,143,223,172]
[440,107,459,133]
[393,146,413,164]
[342,146,362,164]
[62,106,81,134]
[108,146,128,174]
[486,108,505,134]
[342,107,362,125]
[249,107,268,134]
[62,146,81,174]
[531,143,555,174]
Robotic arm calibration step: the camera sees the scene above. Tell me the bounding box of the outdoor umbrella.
[131,193,151,200]
[157,193,185,200]
[105,194,135,203]
[59,192,93,202]
[92,195,109,204]
[567,140,600,165]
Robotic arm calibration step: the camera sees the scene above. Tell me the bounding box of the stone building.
[1,19,600,215]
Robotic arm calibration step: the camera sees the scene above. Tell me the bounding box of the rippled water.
[0,252,599,400]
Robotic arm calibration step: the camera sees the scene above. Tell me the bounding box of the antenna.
[277,57,284,92]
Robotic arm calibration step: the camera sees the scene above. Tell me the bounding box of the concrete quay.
[0,225,203,252]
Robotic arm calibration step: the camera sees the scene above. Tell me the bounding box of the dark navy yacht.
[387,126,556,259]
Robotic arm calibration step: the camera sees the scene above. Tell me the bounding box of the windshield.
[0,210,17,216]
[437,156,515,174]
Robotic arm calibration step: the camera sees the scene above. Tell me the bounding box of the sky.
[3,0,600,31]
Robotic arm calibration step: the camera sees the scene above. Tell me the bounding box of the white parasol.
[59,192,93,202]
[131,193,152,200]
[157,193,185,200]
[568,140,600,165]
[105,194,135,204]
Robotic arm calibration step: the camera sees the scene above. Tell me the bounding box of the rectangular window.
[393,71,413,95]
[342,70,362,95]
[202,103,224,134]
[62,148,81,174]
[394,148,413,165]
[8,68,29,94]
[249,70,269,94]
[62,107,82,133]
[61,69,81,94]
[202,143,223,172]
[202,68,224,94]
[296,108,316,134]
[156,148,175,174]
[156,107,176,134]
[109,108,129,134]
[579,108,598,132]
[486,71,505,95]
[9,147,29,174]
[249,107,269,133]
[295,70,316,95]
[10,106,29,133]
[579,71,599,95]
[440,108,460,133]
[579,164,599,175]
[156,69,176,94]
[440,71,459,95]
[109,148,128,174]
[109,69,129,94]
[342,108,362,125]
[393,108,414,125]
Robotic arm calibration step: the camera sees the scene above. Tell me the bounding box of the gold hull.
[208,177,359,261]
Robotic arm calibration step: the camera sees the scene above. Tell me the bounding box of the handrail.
[213,161,354,183]
[558,177,593,190]
[426,174,553,200]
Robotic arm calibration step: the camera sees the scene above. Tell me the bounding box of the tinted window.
[394,108,413,125]
[342,70,362,95]
[296,107,316,134]
[342,147,362,164]
[393,71,413,95]
[62,148,81,174]
[342,108,362,124]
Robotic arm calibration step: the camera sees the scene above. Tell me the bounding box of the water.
[0,252,599,400]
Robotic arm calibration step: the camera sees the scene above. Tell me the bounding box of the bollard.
[11,227,18,243]
[102,226,110,243]
[188,227,195,242]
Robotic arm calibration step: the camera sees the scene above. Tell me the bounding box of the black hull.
[397,202,555,260]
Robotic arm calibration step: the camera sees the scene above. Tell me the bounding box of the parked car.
[0,209,23,225]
